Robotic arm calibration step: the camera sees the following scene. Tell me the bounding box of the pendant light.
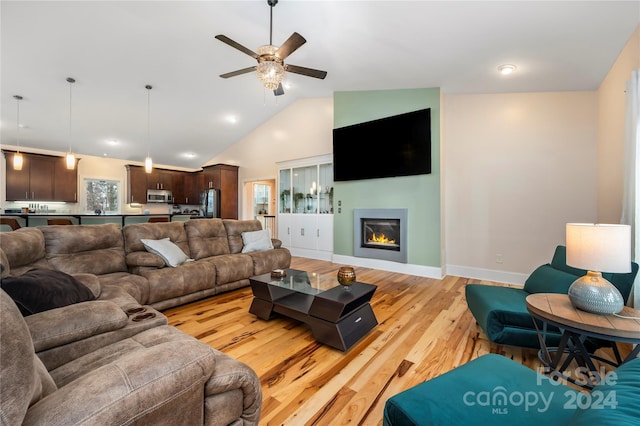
[13,95,23,171]
[144,84,153,173]
[65,77,76,170]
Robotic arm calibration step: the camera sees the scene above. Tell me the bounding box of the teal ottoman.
[384,354,640,426]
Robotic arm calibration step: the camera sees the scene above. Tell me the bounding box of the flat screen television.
[332,108,431,182]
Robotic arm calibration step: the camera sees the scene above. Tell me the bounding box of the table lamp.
[565,223,631,315]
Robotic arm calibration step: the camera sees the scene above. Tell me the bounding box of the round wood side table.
[526,293,640,389]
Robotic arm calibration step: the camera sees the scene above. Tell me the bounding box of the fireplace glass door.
[360,218,401,251]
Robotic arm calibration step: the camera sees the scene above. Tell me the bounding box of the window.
[84,178,119,213]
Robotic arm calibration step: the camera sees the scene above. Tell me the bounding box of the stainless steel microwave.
[147,189,173,203]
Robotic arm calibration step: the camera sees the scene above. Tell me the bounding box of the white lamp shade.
[566,223,631,273]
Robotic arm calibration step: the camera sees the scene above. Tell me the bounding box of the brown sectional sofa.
[0,218,291,425]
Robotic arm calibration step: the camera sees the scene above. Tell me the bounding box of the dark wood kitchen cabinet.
[172,172,203,205]
[3,151,76,202]
[147,169,173,190]
[125,165,148,204]
[201,164,238,219]
[54,156,79,202]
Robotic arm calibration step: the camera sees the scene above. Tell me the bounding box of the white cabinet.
[277,154,333,261]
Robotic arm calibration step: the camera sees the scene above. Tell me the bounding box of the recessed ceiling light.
[283,82,292,90]
[106,139,119,146]
[498,64,517,75]
[182,152,197,159]
[225,115,238,124]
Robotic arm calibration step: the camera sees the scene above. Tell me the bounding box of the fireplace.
[354,209,408,263]
[361,218,400,251]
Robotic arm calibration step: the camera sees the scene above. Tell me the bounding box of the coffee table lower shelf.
[249,279,378,351]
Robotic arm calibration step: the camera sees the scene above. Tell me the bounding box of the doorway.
[243,179,276,237]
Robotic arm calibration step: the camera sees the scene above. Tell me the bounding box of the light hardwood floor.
[163,258,547,425]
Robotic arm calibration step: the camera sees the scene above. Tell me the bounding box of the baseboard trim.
[291,252,527,286]
[332,254,443,279]
[446,264,527,286]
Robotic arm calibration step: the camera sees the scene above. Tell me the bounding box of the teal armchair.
[465,245,638,348]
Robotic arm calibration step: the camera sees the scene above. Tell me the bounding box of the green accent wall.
[333,88,441,267]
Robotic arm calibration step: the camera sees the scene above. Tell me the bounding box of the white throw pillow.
[241,229,274,253]
[141,238,190,267]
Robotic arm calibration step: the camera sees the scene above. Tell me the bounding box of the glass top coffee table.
[248,268,378,351]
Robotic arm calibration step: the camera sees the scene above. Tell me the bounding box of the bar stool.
[0,218,21,231]
[48,219,73,225]
[148,217,169,223]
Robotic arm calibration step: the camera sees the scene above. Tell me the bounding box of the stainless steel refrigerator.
[199,189,220,218]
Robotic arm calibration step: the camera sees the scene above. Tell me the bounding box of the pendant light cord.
[146,85,152,158]
[14,95,22,151]
[67,77,75,153]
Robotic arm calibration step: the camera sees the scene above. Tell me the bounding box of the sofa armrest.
[25,300,128,352]
[23,340,216,425]
[126,251,165,268]
[205,350,262,424]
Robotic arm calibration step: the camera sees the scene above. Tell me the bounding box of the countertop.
[0,213,202,227]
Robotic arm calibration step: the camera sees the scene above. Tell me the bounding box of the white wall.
[597,25,640,223]
[206,98,334,219]
[444,91,598,283]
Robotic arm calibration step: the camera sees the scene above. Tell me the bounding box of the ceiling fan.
[215,0,327,96]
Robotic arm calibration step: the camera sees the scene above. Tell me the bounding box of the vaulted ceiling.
[1,1,638,169]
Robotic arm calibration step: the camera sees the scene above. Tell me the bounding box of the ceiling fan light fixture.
[498,64,517,75]
[256,45,285,90]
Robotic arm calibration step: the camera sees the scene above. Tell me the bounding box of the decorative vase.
[337,266,356,290]
[568,271,624,315]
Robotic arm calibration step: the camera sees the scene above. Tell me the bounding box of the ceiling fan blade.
[215,35,258,59]
[275,32,306,60]
[273,83,285,96]
[220,66,257,79]
[285,64,327,80]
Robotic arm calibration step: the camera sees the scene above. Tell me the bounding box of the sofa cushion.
[465,284,564,348]
[241,229,274,253]
[568,357,640,425]
[245,248,292,276]
[184,219,231,259]
[384,354,579,425]
[141,238,191,267]
[204,253,255,285]
[0,248,9,278]
[140,260,216,305]
[123,221,190,257]
[1,269,96,316]
[523,264,579,294]
[223,219,263,254]
[0,290,57,425]
[41,224,128,275]
[26,300,129,352]
[0,227,53,275]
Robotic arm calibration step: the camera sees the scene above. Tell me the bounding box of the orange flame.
[368,233,395,244]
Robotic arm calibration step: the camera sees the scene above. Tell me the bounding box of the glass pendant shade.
[145,156,153,173]
[13,152,23,171]
[66,77,76,170]
[13,95,23,171]
[256,45,285,90]
[65,152,75,169]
